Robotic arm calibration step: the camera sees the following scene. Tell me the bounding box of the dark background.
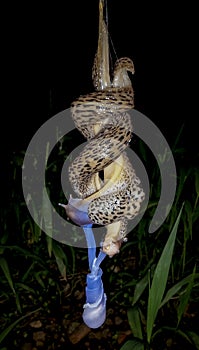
[1,0,197,169]
[0,3,198,348]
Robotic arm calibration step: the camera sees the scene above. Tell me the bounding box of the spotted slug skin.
[66,0,145,257]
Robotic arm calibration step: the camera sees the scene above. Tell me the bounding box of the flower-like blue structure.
[82,225,107,328]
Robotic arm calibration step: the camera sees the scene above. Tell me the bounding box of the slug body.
[65,0,145,257]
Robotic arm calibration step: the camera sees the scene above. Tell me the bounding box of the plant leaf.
[187,331,199,350]
[132,271,149,306]
[146,205,183,343]
[42,187,53,258]
[160,272,199,308]
[52,243,68,279]
[0,257,15,295]
[120,339,144,350]
[177,264,196,326]
[16,282,36,294]
[15,293,22,314]
[194,169,199,197]
[176,329,196,345]
[0,308,41,344]
[0,246,46,267]
[42,142,53,257]
[184,200,193,240]
[127,307,144,341]
[34,272,45,289]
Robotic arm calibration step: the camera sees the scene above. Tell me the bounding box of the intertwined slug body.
[65,0,145,257]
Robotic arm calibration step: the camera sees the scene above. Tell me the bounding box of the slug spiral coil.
[64,1,145,257]
[61,0,145,328]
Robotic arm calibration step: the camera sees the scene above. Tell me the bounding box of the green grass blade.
[153,326,199,347]
[0,231,9,245]
[52,242,68,280]
[42,142,53,257]
[187,331,199,350]
[127,307,144,342]
[184,200,193,240]
[120,339,144,350]
[194,169,199,210]
[132,272,149,306]
[176,329,197,346]
[177,264,196,326]
[0,308,41,344]
[0,246,46,267]
[16,282,36,294]
[173,169,189,211]
[0,259,21,313]
[42,188,53,258]
[146,205,183,344]
[34,272,46,289]
[132,265,155,306]
[194,168,199,197]
[46,235,53,258]
[15,293,22,313]
[30,200,42,241]
[0,257,15,295]
[21,262,36,282]
[160,272,199,308]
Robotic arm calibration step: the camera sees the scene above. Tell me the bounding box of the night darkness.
[1,3,199,348]
[1,1,197,189]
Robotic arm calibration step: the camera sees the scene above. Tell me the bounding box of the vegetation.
[0,125,199,349]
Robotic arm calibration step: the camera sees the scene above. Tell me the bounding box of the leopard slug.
[63,0,145,257]
[60,0,145,329]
